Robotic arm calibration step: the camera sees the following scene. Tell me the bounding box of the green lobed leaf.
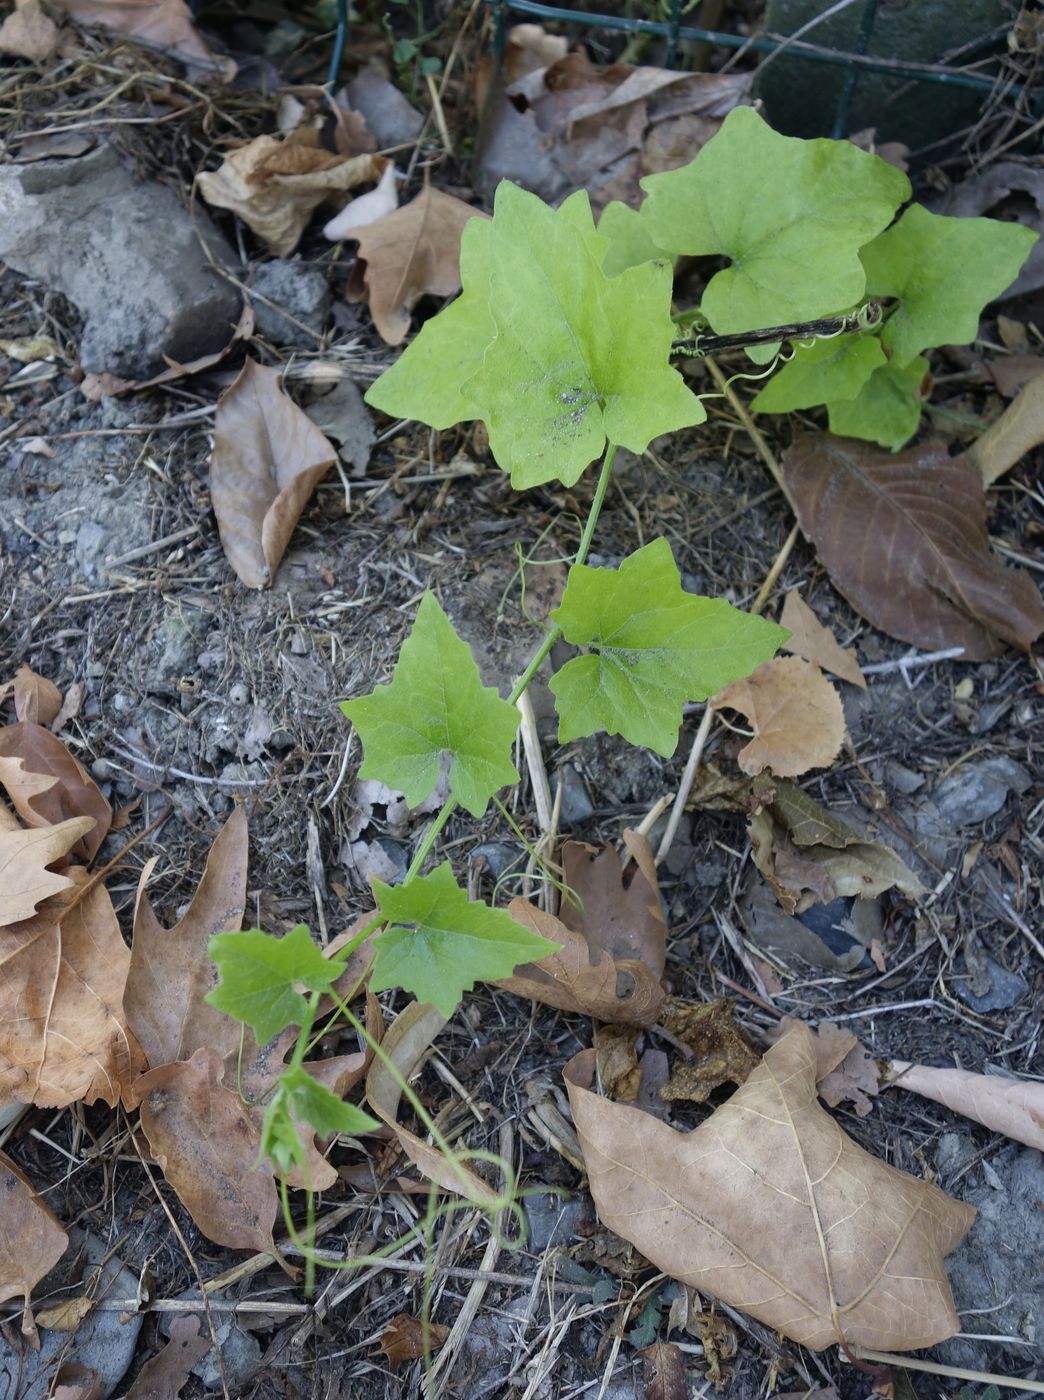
[751,333,887,414]
[260,1096,306,1174]
[364,215,495,428]
[597,200,672,277]
[341,591,520,818]
[860,204,1039,367]
[370,863,559,1017]
[641,107,910,334]
[207,924,346,1045]
[280,1066,379,1139]
[826,355,929,451]
[549,538,788,756]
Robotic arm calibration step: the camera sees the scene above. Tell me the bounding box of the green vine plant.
[205,105,1038,1282]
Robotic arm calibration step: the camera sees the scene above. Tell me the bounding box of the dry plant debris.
[713,656,847,777]
[778,591,866,689]
[885,1061,1044,1151]
[122,1315,210,1400]
[0,1154,69,1334]
[565,1021,975,1351]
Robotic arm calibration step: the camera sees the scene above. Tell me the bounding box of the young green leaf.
[827,356,928,451]
[370,863,559,1017]
[207,924,344,1045]
[751,334,887,414]
[341,591,520,818]
[260,1095,307,1174]
[861,205,1039,367]
[642,107,910,334]
[280,1065,379,1139]
[549,538,787,756]
[364,215,495,428]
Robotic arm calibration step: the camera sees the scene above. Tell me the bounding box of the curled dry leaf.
[379,1313,450,1373]
[887,1061,1044,1151]
[124,1315,210,1400]
[966,369,1044,488]
[0,0,60,61]
[713,656,846,778]
[565,1021,975,1352]
[816,1034,880,1118]
[365,1000,500,1204]
[198,134,383,256]
[783,432,1044,660]
[48,0,234,77]
[137,1046,281,1258]
[345,184,489,345]
[0,722,111,863]
[657,997,761,1104]
[638,1340,687,1400]
[779,592,866,689]
[210,359,337,589]
[323,161,399,240]
[0,1154,68,1333]
[2,663,63,725]
[0,880,144,1107]
[562,831,666,978]
[0,805,96,926]
[124,806,248,1076]
[497,898,665,1025]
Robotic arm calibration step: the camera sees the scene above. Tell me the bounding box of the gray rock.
[523,1190,589,1252]
[160,1291,262,1392]
[932,757,1031,830]
[146,609,209,688]
[250,258,330,348]
[305,377,375,474]
[0,143,241,378]
[954,955,1029,1013]
[470,841,522,881]
[0,1228,143,1400]
[555,763,594,827]
[344,70,423,148]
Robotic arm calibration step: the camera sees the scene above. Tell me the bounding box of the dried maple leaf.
[713,656,846,778]
[886,1061,1044,1151]
[779,592,866,690]
[565,1021,975,1352]
[0,1153,68,1335]
[0,803,96,927]
[198,134,382,256]
[783,433,1044,660]
[561,831,666,977]
[209,359,337,588]
[379,1313,450,1372]
[124,806,248,1076]
[0,722,110,863]
[137,1046,281,1258]
[345,183,488,344]
[0,880,144,1106]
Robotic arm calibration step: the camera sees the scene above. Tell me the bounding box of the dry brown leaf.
[713,657,847,778]
[378,1313,450,1372]
[594,1023,641,1099]
[365,1000,500,1204]
[0,722,110,863]
[564,1021,975,1352]
[346,184,488,344]
[0,808,96,926]
[49,682,84,735]
[209,358,337,589]
[495,898,665,1025]
[124,1315,210,1399]
[137,1046,281,1256]
[658,998,761,1104]
[887,1061,1044,1151]
[0,880,144,1107]
[783,433,1044,661]
[0,1153,69,1334]
[779,592,866,690]
[749,780,923,916]
[817,1037,880,1118]
[0,0,59,60]
[808,1021,858,1080]
[35,1294,94,1331]
[48,0,233,76]
[124,806,248,1076]
[51,1365,104,1400]
[638,1340,687,1400]
[966,369,1044,487]
[561,831,666,978]
[198,136,382,256]
[6,664,63,725]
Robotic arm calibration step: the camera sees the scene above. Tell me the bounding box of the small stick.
[846,1347,1044,1394]
[750,521,800,614]
[517,690,553,833]
[703,355,791,503]
[424,70,453,155]
[859,647,966,676]
[104,524,200,569]
[655,704,713,865]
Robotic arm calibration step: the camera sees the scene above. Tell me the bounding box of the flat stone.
[0,143,242,377]
[932,756,1031,830]
[954,955,1028,1013]
[250,258,330,348]
[160,1290,261,1392]
[344,70,423,148]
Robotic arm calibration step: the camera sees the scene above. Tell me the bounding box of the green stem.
[290,991,321,1072]
[404,797,458,883]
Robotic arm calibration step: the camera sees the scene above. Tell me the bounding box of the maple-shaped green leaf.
[370,863,559,1016]
[549,538,787,756]
[861,205,1039,367]
[826,355,929,451]
[341,591,519,818]
[641,107,910,334]
[752,334,887,414]
[598,200,671,276]
[207,924,345,1045]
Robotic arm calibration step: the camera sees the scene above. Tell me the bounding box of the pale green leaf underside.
[207,924,345,1044]
[752,334,887,414]
[341,591,520,818]
[641,106,910,334]
[549,537,787,756]
[364,216,495,428]
[861,204,1039,367]
[371,863,559,1016]
[827,355,929,451]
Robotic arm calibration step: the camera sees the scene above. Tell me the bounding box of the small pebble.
[229,682,249,706]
